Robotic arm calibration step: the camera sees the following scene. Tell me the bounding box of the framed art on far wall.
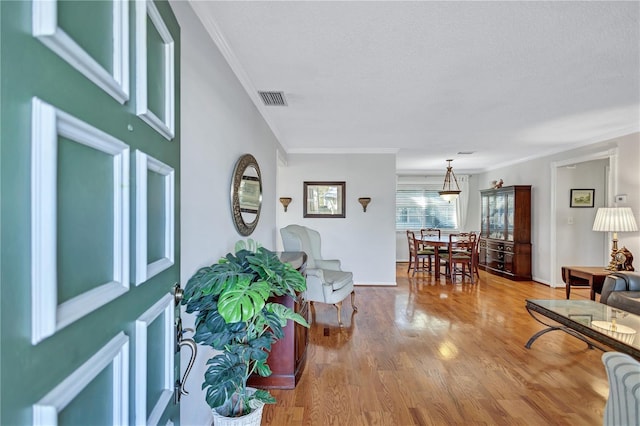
[570,189,595,208]
[303,181,345,218]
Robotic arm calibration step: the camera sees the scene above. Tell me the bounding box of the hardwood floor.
[261,264,609,426]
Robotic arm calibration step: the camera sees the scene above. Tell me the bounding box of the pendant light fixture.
[438,159,461,202]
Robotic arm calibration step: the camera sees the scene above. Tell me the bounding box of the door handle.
[174,317,197,403]
[178,337,197,396]
[173,283,197,404]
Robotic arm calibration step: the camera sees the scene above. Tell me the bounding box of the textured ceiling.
[189,1,640,174]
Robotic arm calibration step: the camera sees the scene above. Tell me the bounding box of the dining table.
[418,235,472,280]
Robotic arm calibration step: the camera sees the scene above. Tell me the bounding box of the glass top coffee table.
[525,299,640,359]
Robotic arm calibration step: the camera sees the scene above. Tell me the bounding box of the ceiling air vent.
[258,91,287,106]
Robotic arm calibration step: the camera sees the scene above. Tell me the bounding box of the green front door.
[1,0,183,424]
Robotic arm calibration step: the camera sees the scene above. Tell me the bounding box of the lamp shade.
[592,207,638,232]
[439,191,460,202]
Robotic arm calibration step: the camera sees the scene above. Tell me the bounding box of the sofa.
[600,271,640,315]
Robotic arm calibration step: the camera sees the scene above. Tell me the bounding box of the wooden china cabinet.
[478,185,532,280]
[248,251,309,389]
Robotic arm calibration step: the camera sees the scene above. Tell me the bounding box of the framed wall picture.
[570,189,595,208]
[303,181,345,218]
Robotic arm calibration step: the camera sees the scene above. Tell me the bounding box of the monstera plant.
[182,240,308,421]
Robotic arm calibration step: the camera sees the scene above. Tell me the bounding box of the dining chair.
[473,236,481,279]
[420,228,440,239]
[420,228,448,255]
[440,232,477,283]
[407,230,434,275]
[458,230,481,278]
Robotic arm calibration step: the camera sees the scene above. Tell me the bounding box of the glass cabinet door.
[488,194,497,238]
[481,195,489,236]
[492,192,506,239]
[506,191,515,241]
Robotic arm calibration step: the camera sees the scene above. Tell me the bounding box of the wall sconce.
[358,197,371,212]
[279,197,292,212]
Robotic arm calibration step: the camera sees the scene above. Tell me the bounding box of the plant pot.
[211,402,264,426]
[211,387,265,426]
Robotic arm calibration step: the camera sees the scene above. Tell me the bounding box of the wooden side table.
[248,251,308,389]
[561,266,610,301]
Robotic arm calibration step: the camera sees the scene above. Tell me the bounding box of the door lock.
[173,282,184,304]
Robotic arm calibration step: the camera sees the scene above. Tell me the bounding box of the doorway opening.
[549,149,617,287]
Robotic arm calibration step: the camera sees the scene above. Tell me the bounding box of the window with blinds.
[396,187,458,230]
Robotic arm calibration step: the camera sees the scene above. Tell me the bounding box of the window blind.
[396,185,458,230]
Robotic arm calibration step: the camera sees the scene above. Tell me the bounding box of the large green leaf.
[253,359,272,377]
[204,353,245,410]
[193,308,246,350]
[246,248,306,296]
[183,258,248,306]
[244,335,274,362]
[218,278,270,323]
[266,302,310,328]
[253,389,276,405]
[204,348,276,416]
[282,264,307,292]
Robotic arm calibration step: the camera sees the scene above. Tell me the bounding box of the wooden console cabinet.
[478,185,532,280]
[248,251,309,389]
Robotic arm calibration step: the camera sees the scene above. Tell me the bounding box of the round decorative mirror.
[231,154,262,236]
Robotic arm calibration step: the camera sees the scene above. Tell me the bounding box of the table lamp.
[592,207,638,271]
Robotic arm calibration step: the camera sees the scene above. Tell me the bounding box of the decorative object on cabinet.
[491,179,503,189]
[438,159,461,202]
[614,247,634,271]
[303,181,345,218]
[570,188,595,208]
[592,207,638,271]
[181,239,309,421]
[478,185,532,280]
[231,154,262,236]
[279,197,292,212]
[248,251,309,389]
[358,197,371,212]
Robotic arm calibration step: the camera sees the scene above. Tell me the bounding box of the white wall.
[277,153,397,285]
[171,2,284,424]
[471,132,640,286]
[554,158,608,283]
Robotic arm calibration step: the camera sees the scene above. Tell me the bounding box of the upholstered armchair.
[600,271,640,316]
[280,224,357,326]
[601,352,640,426]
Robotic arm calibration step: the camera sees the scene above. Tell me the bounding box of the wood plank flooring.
[261,264,609,426]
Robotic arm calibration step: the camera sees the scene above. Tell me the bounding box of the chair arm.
[304,268,340,303]
[314,259,342,271]
[306,268,325,280]
[303,269,326,303]
[627,272,640,290]
[600,272,640,304]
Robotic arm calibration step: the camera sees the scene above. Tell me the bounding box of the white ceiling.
[189,1,640,174]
